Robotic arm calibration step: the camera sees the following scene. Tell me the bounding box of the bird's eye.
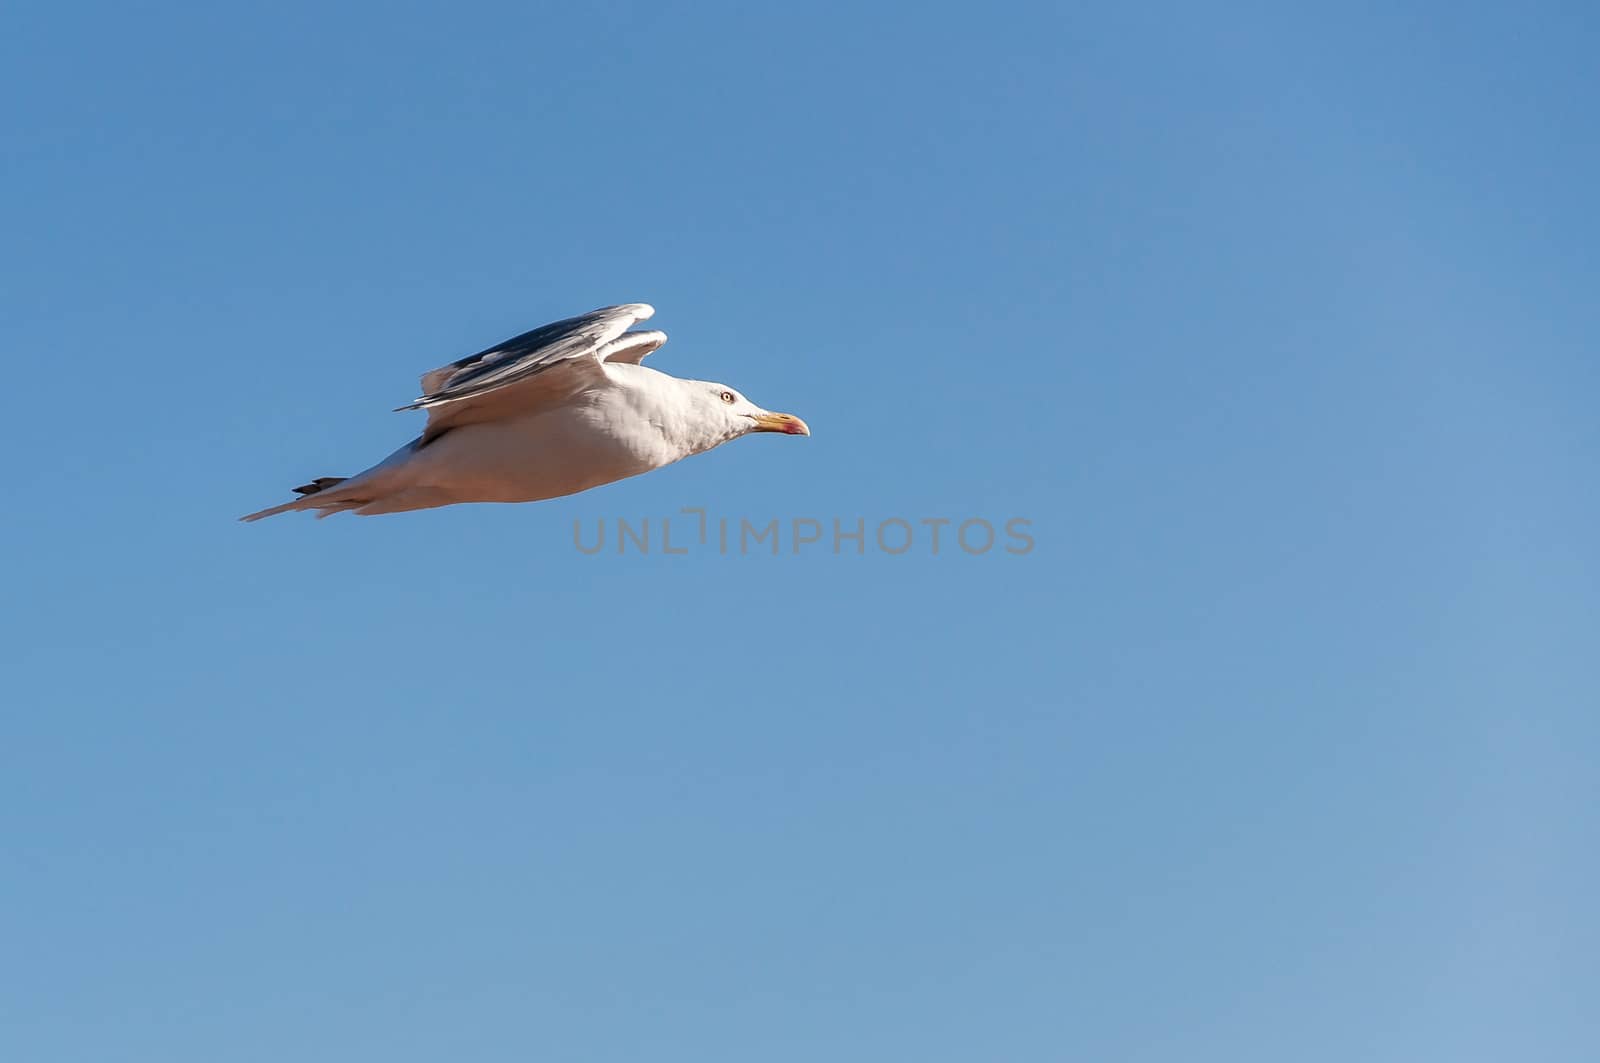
[719,390,735,404]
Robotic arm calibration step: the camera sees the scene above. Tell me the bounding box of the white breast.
[400,384,688,505]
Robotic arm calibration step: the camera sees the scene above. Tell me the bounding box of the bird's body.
[241,304,808,521]
[331,365,716,513]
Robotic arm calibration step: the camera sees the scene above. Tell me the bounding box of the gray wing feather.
[596,329,668,365]
[399,303,654,412]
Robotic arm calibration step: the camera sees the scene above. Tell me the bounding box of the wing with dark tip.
[402,303,656,413]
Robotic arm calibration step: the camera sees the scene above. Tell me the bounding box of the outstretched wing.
[403,303,655,412]
[402,303,656,443]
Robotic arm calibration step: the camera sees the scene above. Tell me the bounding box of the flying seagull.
[240,303,809,521]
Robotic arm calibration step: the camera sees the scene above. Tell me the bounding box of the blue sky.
[2,2,1595,1060]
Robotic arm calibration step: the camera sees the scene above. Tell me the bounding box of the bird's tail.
[239,476,355,522]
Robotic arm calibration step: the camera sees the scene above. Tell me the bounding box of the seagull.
[240,303,809,521]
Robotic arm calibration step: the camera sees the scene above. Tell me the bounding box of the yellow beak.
[750,411,811,436]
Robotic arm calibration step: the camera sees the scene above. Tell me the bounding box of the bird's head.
[688,380,811,445]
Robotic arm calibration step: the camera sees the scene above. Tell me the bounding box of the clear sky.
[2,2,1595,1060]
